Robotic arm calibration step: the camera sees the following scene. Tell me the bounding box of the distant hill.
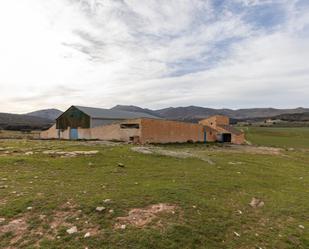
[26,108,63,121]
[112,105,309,122]
[0,113,53,130]
[272,112,309,122]
[111,105,159,117]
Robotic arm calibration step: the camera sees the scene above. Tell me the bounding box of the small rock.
[134,182,139,185]
[249,197,264,208]
[192,205,197,209]
[118,163,125,167]
[234,231,240,237]
[103,199,111,203]
[120,224,126,229]
[66,226,78,234]
[25,152,33,155]
[84,232,91,238]
[237,210,243,215]
[56,236,61,239]
[96,206,106,212]
[27,206,33,210]
[0,185,8,189]
[34,176,38,179]
[0,218,5,223]
[1,178,7,181]
[298,225,305,229]
[109,209,114,213]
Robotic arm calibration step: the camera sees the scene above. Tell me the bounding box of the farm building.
[41,106,245,144]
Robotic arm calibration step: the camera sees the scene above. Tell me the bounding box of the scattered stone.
[34,176,38,179]
[234,231,240,237]
[118,163,125,168]
[27,206,33,210]
[109,209,114,213]
[134,182,139,185]
[84,232,91,238]
[192,205,197,209]
[249,197,264,208]
[0,218,5,223]
[237,210,243,215]
[115,203,177,229]
[39,215,46,219]
[96,206,106,212]
[25,151,33,155]
[1,178,7,181]
[0,185,8,189]
[66,226,78,234]
[298,225,305,229]
[229,162,243,165]
[103,199,111,203]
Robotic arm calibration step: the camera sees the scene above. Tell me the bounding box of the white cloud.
[0,0,308,112]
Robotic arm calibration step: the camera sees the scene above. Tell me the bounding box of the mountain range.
[1,105,309,130]
[111,105,309,122]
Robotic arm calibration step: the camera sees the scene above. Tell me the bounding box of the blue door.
[70,128,78,140]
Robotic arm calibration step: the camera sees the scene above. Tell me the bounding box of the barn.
[199,115,245,144]
[41,106,245,144]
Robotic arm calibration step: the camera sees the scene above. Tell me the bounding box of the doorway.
[222,133,231,143]
[70,128,78,140]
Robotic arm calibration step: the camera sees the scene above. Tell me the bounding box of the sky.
[0,0,309,113]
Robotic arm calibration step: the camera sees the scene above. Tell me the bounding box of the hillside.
[272,112,309,121]
[26,108,63,120]
[0,113,53,130]
[112,105,309,122]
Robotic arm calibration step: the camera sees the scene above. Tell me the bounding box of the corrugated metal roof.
[74,106,161,120]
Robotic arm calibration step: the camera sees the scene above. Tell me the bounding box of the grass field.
[0,128,308,248]
[244,126,309,149]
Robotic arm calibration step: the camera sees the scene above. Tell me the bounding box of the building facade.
[41,106,245,144]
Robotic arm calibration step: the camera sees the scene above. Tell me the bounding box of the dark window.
[120,123,140,129]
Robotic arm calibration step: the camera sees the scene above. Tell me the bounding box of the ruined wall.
[204,126,217,142]
[215,125,245,145]
[199,115,230,129]
[231,133,245,145]
[40,124,58,139]
[140,119,205,144]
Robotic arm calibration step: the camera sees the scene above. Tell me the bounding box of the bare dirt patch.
[209,145,283,155]
[42,150,99,158]
[0,218,28,244]
[132,147,215,164]
[114,203,178,229]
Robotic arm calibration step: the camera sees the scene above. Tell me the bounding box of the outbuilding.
[41,106,245,144]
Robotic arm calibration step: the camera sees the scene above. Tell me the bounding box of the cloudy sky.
[0,0,308,113]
